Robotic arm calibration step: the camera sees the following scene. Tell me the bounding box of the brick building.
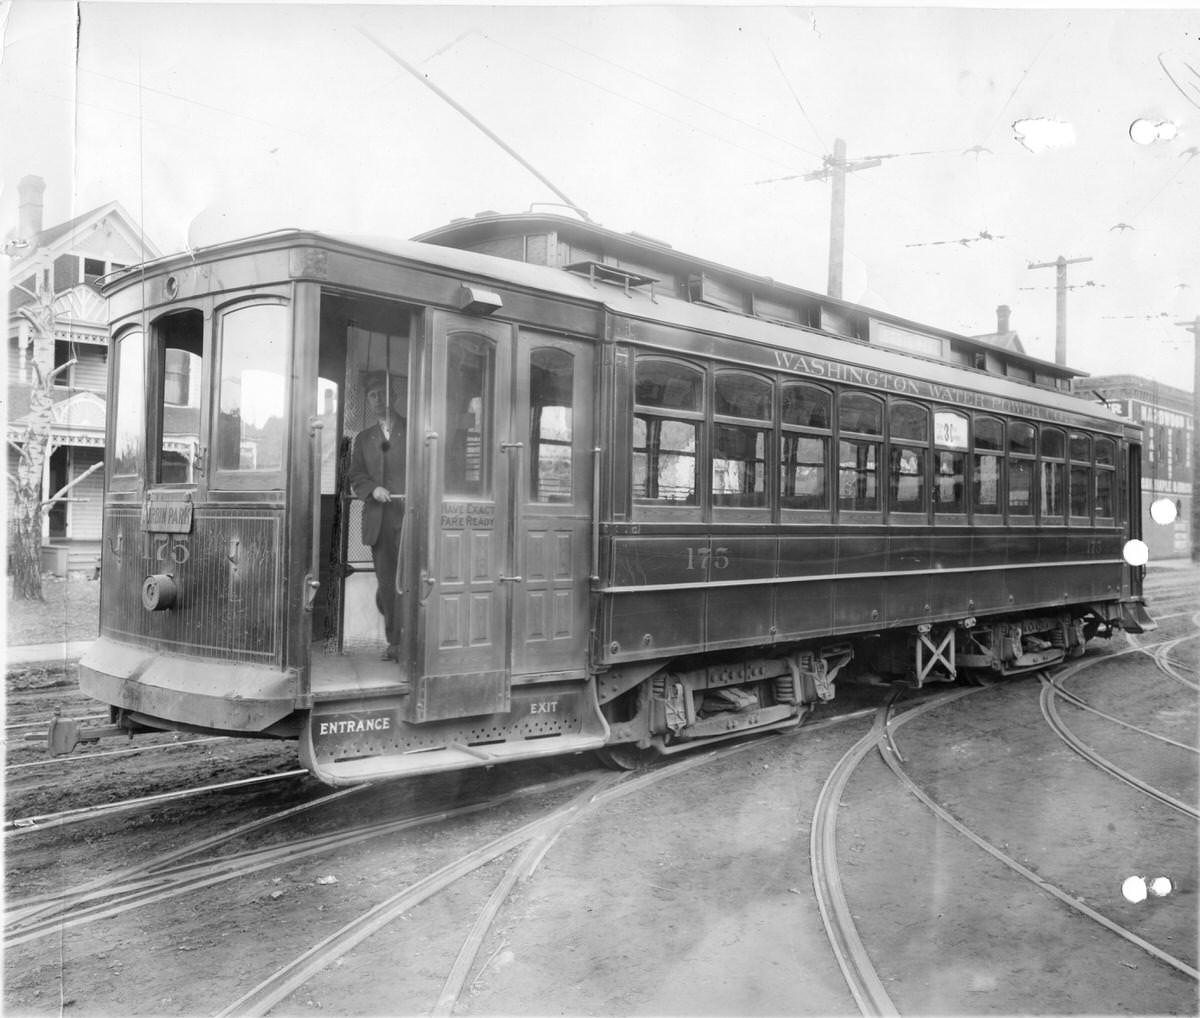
[1078,374,1194,561]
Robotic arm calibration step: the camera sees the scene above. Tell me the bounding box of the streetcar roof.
[101,225,1134,430]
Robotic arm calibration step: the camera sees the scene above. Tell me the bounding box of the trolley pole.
[805,139,881,300]
[1027,255,1092,366]
[1176,315,1200,562]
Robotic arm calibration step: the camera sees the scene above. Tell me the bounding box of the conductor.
[348,371,407,661]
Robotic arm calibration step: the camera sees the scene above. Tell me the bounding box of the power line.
[358,28,591,221]
[478,31,813,177]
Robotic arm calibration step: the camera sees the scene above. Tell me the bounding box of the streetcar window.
[155,310,203,485]
[1094,436,1116,518]
[712,371,770,508]
[838,393,882,512]
[933,411,968,514]
[1009,458,1034,515]
[781,383,830,511]
[888,402,928,514]
[111,328,145,487]
[635,359,702,412]
[1039,427,1066,520]
[1069,432,1092,519]
[1008,422,1036,456]
[889,445,926,511]
[1008,422,1036,517]
[890,402,928,442]
[444,333,494,497]
[781,383,830,429]
[529,347,573,503]
[213,303,289,489]
[972,416,1004,516]
[633,358,701,507]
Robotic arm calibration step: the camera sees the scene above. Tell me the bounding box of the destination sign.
[141,499,193,534]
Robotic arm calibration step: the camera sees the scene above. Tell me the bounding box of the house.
[6,175,160,575]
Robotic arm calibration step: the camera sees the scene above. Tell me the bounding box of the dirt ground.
[4,569,1197,1016]
[6,575,101,648]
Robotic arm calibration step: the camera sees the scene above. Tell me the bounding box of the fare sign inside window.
[934,412,969,449]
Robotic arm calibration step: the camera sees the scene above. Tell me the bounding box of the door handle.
[498,575,523,583]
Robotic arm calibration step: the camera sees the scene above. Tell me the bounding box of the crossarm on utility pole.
[1027,255,1092,366]
[806,139,882,300]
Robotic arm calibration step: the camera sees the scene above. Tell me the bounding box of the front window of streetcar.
[213,303,290,490]
[111,328,145,488]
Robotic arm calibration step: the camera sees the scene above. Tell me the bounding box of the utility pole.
[1027,255,1093,365]
[805,139,881,299]
[1176,315,1200,562]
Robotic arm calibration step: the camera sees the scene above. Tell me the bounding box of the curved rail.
[1038,678,1198,820]
[809,698,902,1017]
[5,769,308,834]
[881,691,1199,982]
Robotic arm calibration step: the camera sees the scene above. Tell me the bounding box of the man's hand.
[371,486,391,503]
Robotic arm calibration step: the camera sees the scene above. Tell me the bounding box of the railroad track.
[879,692,1199,983]
[808,654,1198,1014]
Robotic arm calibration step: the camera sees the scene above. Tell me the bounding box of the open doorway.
[313,292,414,682]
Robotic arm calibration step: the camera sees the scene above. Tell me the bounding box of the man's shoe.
[381,645,398,661]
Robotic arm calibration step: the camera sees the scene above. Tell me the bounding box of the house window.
[84,258,107,284]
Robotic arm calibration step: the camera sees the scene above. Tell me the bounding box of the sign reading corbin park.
[141,498,194,534]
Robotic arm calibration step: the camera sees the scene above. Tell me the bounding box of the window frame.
[1038,426,1067,524]
[1093,435,1117,523]
[151,308,206,489]
[970,415,1005,524]
[1007,420,1037,524]
[631,355,705,518]
[1068,430,1093,524]
[108,325,147,493]
[931,408,969,523]
[887,399,929,522]
[711,368,772,519]
[210,297,293,493]
[779,380,832,520]
[836,390,884,520]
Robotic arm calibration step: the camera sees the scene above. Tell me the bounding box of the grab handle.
[420,432,439,604]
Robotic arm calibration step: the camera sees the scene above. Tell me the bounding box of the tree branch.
[45,460,103,505]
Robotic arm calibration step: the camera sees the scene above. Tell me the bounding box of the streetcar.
[59,211,1155,785]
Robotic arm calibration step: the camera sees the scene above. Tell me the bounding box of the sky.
[3,1,1199,388]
